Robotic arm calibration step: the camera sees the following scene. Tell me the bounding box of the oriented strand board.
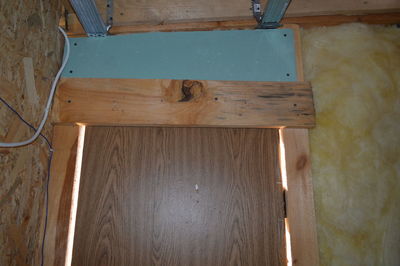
[73,126,285,265]
[0,0,62,265]
[55,78,315,128]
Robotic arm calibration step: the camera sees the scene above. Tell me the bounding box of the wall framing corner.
[281,128,320,266]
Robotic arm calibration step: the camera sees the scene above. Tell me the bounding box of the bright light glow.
[279,129,288,190]
[279,129,292,266]
[285,218,293,266]
[65,125,86,266]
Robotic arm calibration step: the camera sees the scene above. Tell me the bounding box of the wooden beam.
[283,12,400,28]
[292,24,304,82]
[55,78,315,128]
[64,12,400,37]
[88,0,400,26]
[281,128,319,266]
[44,125,80,266]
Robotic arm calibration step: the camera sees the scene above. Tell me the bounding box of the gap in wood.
[279,129,292,266]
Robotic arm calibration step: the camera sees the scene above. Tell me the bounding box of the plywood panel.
[55,79,315,128]
[72,126,285,265]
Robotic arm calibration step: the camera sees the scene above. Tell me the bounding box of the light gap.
[65,125,86,266]
[279,128,292,266]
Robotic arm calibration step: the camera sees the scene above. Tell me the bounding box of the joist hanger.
[252,0,292,29]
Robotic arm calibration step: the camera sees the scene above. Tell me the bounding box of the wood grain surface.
[281,129,319,266]
[88,0,400,26]
[72,126,285,265]
[44,125,80,266]
[56,79,315,128]
[64,13,400,37]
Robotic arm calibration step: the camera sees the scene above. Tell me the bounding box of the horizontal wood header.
[91,0,400,27]
[55,78,315,128]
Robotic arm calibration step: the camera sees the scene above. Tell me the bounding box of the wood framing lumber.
[63,13,400,37]
[281,128,320,266]
[55,78,315,128]
[89,0,400,26]
[44,125,80,266]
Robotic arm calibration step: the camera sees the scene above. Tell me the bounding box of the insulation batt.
[302,24,400,266]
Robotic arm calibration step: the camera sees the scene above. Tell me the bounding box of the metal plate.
[63,29,297,82]
[69,0,108,36]
[261,0,291,28]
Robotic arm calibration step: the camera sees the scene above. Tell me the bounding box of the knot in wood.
[179,80,204,102]
[296,154,308,170]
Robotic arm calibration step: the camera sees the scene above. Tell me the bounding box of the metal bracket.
[252,0,292,29]
[106,0,114,27]
[69,0,111,37]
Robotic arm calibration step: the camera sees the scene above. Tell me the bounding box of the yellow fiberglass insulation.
[302,24,400,266]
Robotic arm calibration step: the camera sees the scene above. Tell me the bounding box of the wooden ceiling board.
[91,0,400,26]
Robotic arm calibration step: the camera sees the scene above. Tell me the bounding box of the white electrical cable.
[0,26,70,148]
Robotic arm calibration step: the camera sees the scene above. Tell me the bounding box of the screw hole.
[286,73,290,77]
[74,42,77,46]
[283,34,287,37]
[120,12,124,16]
[67,100,72,103]
[106,4,110,7]
[214,97,218,101]
[294,103,297,107]
[109,17,113,20]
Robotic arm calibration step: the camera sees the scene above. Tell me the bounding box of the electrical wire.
[0,97,52,147]
[0,26,70,147]
[0,95,52,266]
[0,26,69,265]
[41,149,53,266]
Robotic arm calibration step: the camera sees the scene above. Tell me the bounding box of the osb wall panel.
[303,24,400,265]
[0,0,62,265]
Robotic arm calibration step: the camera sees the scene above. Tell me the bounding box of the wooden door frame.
[45,24,319,265]
[44,125,319,266]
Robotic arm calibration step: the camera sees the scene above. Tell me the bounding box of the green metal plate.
[62,29,297,82]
